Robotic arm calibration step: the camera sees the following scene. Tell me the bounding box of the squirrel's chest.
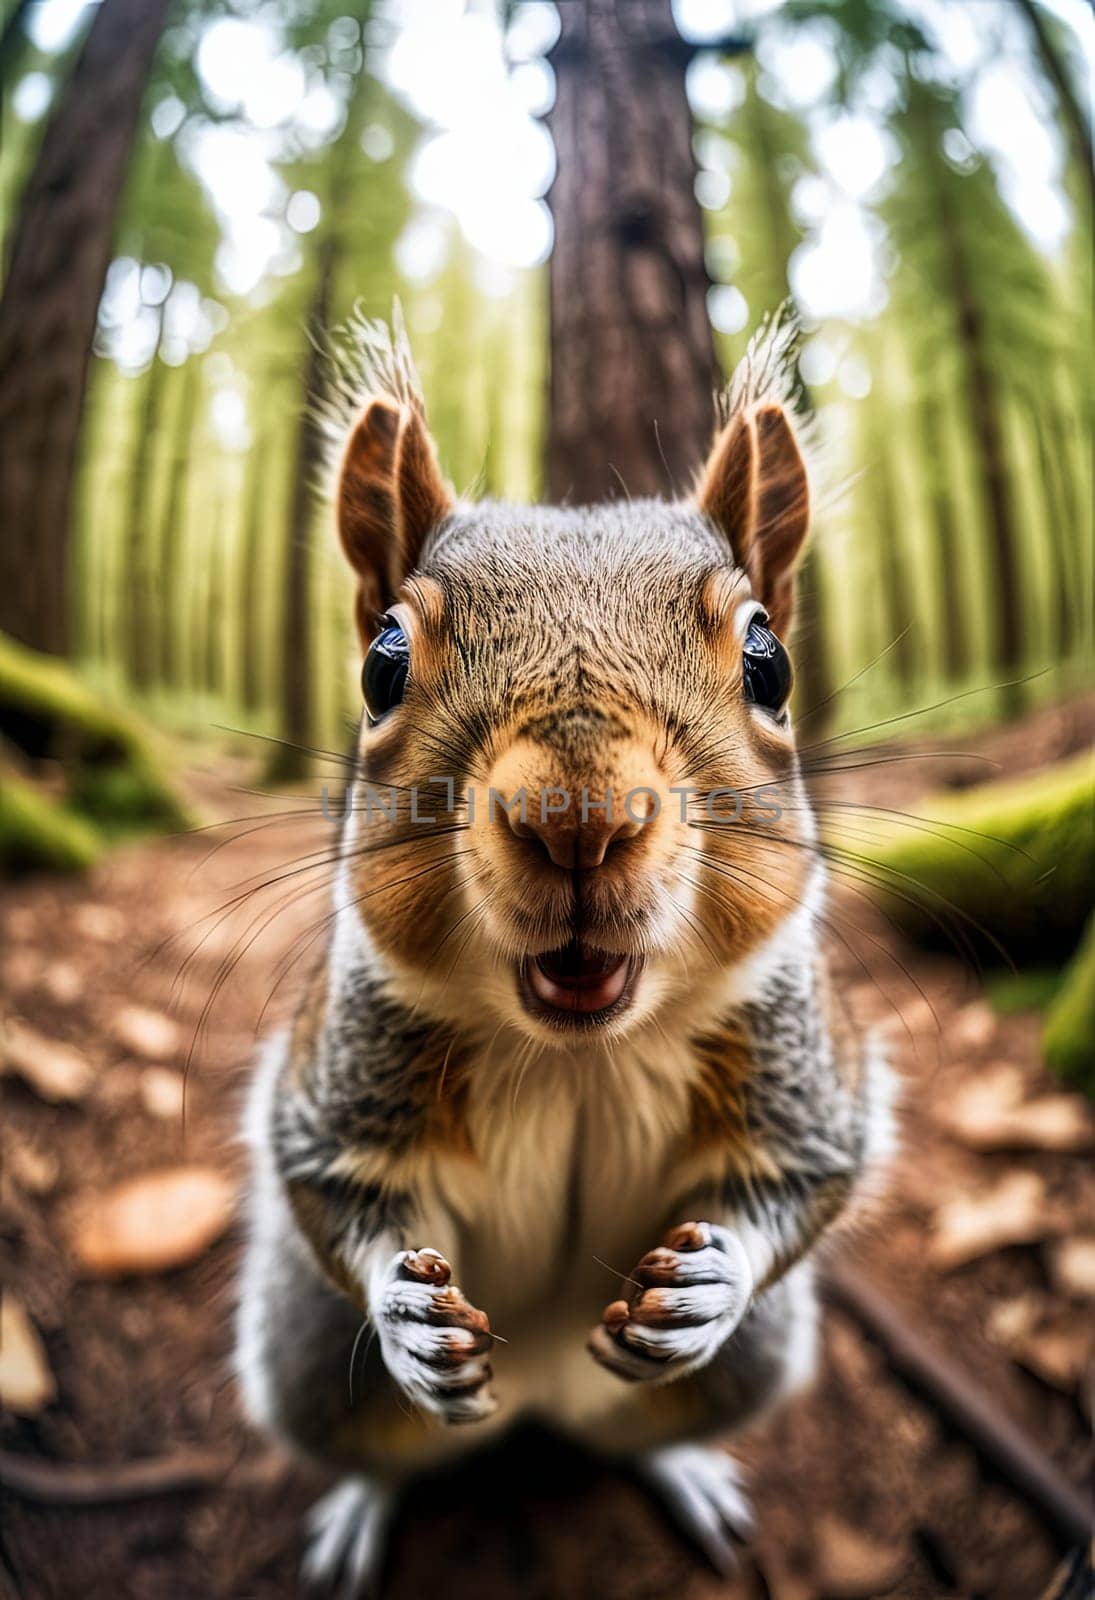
[420,1036,698,1321]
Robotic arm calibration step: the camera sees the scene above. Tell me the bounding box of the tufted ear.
[337,395,453,649]
[696,401,809,636]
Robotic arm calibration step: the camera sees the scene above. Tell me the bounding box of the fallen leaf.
[986,1292,1043,1348]
[813,1517,906,1598]
[0,1294,56,1415]
[758,1550,814,1600]
[1020,1321,1093,1390]
[139,1066,184,1120]
[0,1019,92,1103]
[41,962,83,1006]
[113,1006,180,1062]
[941,1065,1094,1154]
[950,1001,996,1050]
[1,950,41,993]
[1048,1237,1095,1300]
[72,904,125,942]
[71,1166,233,1276]
[7,1139,59,1195]
[929,1172,1052,1269]
[987,1294,1093,1391]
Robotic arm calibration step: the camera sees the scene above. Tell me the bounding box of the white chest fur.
[414,1028,697,1326]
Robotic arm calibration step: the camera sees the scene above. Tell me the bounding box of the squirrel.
[234,309,894,1594]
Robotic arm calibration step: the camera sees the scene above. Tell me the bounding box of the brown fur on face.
[334,324,815,1036]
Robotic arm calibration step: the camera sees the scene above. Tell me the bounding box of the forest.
[0,2,1092,1598]
[0,0,1090,759]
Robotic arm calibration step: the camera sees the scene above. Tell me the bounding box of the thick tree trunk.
[545,0,720,502]
[268,240,334,783]
[0,0,174,655]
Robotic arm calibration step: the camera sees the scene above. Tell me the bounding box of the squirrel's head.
[332,315,817,1046]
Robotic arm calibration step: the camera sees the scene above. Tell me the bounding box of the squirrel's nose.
[508,806,643,871]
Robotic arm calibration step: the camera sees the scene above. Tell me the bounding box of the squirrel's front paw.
[588,1222,753,1383]
[374,1248,497,1424]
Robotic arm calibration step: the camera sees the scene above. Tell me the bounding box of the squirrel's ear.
[337,395,452,649]
[697,401,809,636]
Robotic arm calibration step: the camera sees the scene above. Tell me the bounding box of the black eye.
[362,621,409,722]
[743,617,792,716]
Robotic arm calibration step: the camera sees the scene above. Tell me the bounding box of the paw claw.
[401,1247,452,1285]
[590,1224,753,1383]
[377,1251,495,1424]
[603,1298,630,1332]
[664,1221,707,1252]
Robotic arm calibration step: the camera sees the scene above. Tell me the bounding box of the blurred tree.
[0,0,175,656]
[1014,0,1094,213]
[268,6,385,781]
[708,56,840,714]
[158,354,203,686]
[885,74,1053,692]
[0,0,32,83]
[545,0,728,501]
[239,431,271,716]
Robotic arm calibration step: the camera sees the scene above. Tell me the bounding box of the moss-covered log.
[825,752,1094,964]
[0,761,101,873]
[1043,914,1095,1097]
[0,632,188,863]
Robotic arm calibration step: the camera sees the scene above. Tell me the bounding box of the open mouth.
[519,941,640,1027]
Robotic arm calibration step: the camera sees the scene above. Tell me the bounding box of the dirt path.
[2,706,1092,1600]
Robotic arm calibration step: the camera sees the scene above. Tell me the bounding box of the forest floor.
[1,698,1093,1600]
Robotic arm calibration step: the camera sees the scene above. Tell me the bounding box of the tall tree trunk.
[124,310,167,690]
[938,184,1024,693]
[737,69,832,722]
[268,239,334,783]
[158,356,201,687]
[269,26,372,778]
[865,415,916,691]
[1014,0,1094,213]
[916,392,966,681]
[204,497,226,696]
[546,0,719,502]
[239,433,269,715]
[1030,398,1079,660]
[0,0,174,655]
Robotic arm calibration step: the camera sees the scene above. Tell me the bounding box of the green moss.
[0,766,100,873]
[986,968,1064,1016]
[826,752,1095,964]
[0,631,190,857]
[1043,914,1095,1098]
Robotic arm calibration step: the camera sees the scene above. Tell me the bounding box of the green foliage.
[1043,913,1095,1097]
[0,763,101,874]
[986,967,1062,1016]
[0,631,188,841]
[831,752,1095,963]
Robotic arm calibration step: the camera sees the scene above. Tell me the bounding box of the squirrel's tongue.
[527,943,631,1014]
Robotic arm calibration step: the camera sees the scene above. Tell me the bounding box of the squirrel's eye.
[743,618,792,717]
[362,621,409,722]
